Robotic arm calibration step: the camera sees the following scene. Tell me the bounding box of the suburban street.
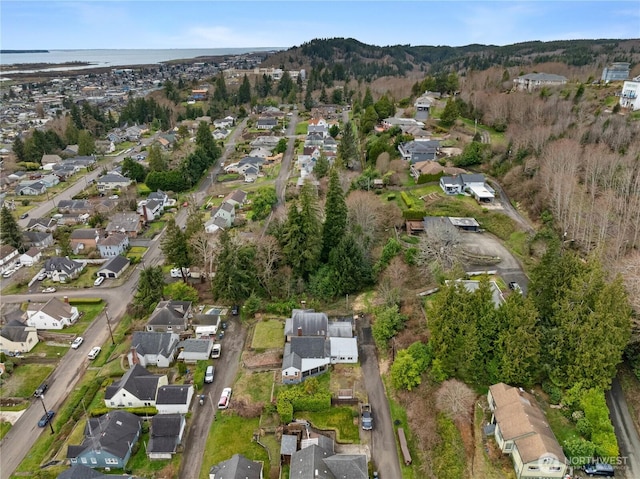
[606,379,640,479]
[357,316,402,479]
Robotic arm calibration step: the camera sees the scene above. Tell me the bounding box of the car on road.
[71,337,84,349]
[211,343,221,358]
[508,281,522,293]
[87,346,101,360]
[38,410,55,427]
[204,365,215,383]
[583,463,615,477]
[109,195,119,200]
[42,287,57,293]
[231,305,239,316]
[3,268,16,278]
[34,382,48,398]
[361,403,373,430]
[218,387,232,409]
[19,213,29,219]
[94,276,105,286]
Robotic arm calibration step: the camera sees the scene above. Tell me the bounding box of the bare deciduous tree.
[254,235,281,296]
[435,379,477,423]
[417,220,461,273]
[346,190,383,247]
[189,230,218,279]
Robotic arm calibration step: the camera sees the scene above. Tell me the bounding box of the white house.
[128,331,180,368]
[620,76,640,111]
[97,232,129,258]
[329,337,358,364]
[43,257,85,283]
[26,297,80,330]
[0,244,19,273]
[177,339,213,363]
[155,385,194,415]
[19,247,42,266]
[513,73,568,91]
[97,172,132,192]
[137,199,164,221]
[104,364,168,408]
[0,320,39,353]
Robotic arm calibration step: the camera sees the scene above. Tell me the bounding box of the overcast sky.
[2,1,639,50]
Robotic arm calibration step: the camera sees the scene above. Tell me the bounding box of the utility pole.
[105,309,115,345]
[39,395,54,435]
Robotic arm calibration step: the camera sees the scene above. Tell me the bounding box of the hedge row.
[403,209,427,220]
[400,191,416,209]
[68,298,104,305]
[90,406,158,417]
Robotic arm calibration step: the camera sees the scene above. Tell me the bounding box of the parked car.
[109,194,119,200]
[87,346,101,360]
[508,282,522,293]
[34,382,48,398]
[19,213,29,219]
[211,343,221,359]
[93,276,105,286]
[38,410,55,427]
[42,287,57,293]
[204,365,215,383]
[231,305,239,316]
[37,272,47,281]
[170,267,190,278]
[218,387,232,409]
[71,337,84,349]
[3,269,15,278]
[583,463,615,477]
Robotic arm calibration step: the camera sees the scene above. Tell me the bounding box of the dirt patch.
[242,349,281,369]
[330,364,365,400]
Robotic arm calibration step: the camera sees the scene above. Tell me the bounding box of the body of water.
[0,48,282,72]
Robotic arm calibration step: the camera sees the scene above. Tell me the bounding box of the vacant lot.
[0,364,55,398]
[251,320,284,350]
[234,370,275,404]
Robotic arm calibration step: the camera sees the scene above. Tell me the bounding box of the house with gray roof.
[67,410,141,469]
[70,228,100,254]
[0,244,19,273]
[177,338,213,363]
[106,212,143,238]
[97,172,131,192]
[256,117,278,130]
[284,309,329,341]
[97,255,130,279]
[148,414,185,460]
[23,231,54,249]
[43,257,84,282]
[282,337,330,384]
[155,385,194,415]
[57,199,93,214]
[439,173,495,203]
[0,320,38,353]
[104,364,168,408]
[56,463,140,479]
[146,300,191,333]
[289,440,367,479]
[224,189,247,208]
[208,454,263,479]
[26,217,57,232]
[16,181,47,196]
[398,140,441,163]
[513,73,567,91]
[128,331,180,368]
[97,232,129,258]
[414,93,433,120]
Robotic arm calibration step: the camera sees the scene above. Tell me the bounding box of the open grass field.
[199,415,269,479]
[251,319,284,350]
[295,121,309,135]
[0,363,55,398]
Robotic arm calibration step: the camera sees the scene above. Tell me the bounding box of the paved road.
[179,319,247,479]
[274,111,298,207]
[357,316,402,478]
[0,125,240,478]
[607,378,640,479]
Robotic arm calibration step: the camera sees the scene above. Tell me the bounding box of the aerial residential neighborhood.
[0,11,640,479]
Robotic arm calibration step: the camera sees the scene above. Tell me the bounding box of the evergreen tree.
[278,71,294,99]
[161,218,191,281]
[147,145,166,172]
[0,206,23,251]
[211,230,258,303]
[319,86,328,103]
[133,266,165,316]
[439,98,459,127]
[213,74,228,103]
[327,233,373,295]
[304,88,313,110]
[121,157,147,183]
[12,137,25,162]
[65,120,79,145]
[77,130,95,155]
[238,74,251,104]
[195,121,219,161]
[337,121,358,168]
[360,105,379,134]
[362,87,374,109]
[321,168,347,262]
[468,278,499,384]
[374,94,395,119]
[314,153,330,178]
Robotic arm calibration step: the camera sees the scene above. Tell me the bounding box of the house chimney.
[130,347,139,365]
[63,296,69,304]
[142,204,148,221]
[297,327,303,337]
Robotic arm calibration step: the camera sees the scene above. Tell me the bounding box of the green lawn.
[0,420,11,440]
[141,221,166,239]
[0,364,55,398]
[127,430,181,476]
[127,246,148,262]
[234,370,274,404]
[199,415,270,479]
[251,320,284,350]
[297,406,360,443]
[64,302,106,335]
[217,173,241,182]
[295,121,309,135]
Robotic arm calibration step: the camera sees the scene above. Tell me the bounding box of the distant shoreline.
[1,50,49,54]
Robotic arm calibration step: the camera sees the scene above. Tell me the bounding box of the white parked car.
[71,337,84,349]
[2,269,15,278]
[94,276,105,286]
[218,387,232,409]
[37,272,47,281]
[42,287,57,293]
[211,343,221,359]
[109,194,119,200]
[87,346,101,360]
[170,267,190,278]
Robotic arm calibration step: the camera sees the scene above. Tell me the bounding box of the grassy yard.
[127,430,181,477]
[234,370,275,404]
[217,173,241,182]
[251,320,284,350]
[127,245,148,262]
[199,415,269,479]
[298,406,360,444]
[141,221,166,239]
[295,121,309,135]
[40,265,101,290]
[0,363,55,398]
[63,302,106,335]
[0,420,11,440]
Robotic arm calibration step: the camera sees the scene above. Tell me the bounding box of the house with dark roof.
[97,172,131,192]
[208,453,263,479]
[26,297,80,329]
[67,410,141,469]
[106,212,143,238]
[156,385,194,414]
[439,173,495,203]
[398,140,441,163]
[282,337,330,384]
[137,198,163,221]
[57,200,94,214]
[256,117,278,130]
[16,181,47,195]
[0,320,38,353]
[513,73,567,91]
[288,436,367,479]
[148,414,186,460]
[147,190,169,207]
[44,257,85,282]
[26,217,58,232]
[488,383,568,479]
[97,255,130,279]
[127,331,180,368]
[70,229,100,254]
[177,338,213,363]
[146,300,192,333]
[223,190,247,208]
[284,309,329,341]
[0,244,19,273]
[56,463,140,479]
[97,232,129,258]
[104,364,167,408]
[22,231,54,249]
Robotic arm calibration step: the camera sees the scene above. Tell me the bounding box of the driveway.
[606,378,640,479]
[357,316,402,478]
